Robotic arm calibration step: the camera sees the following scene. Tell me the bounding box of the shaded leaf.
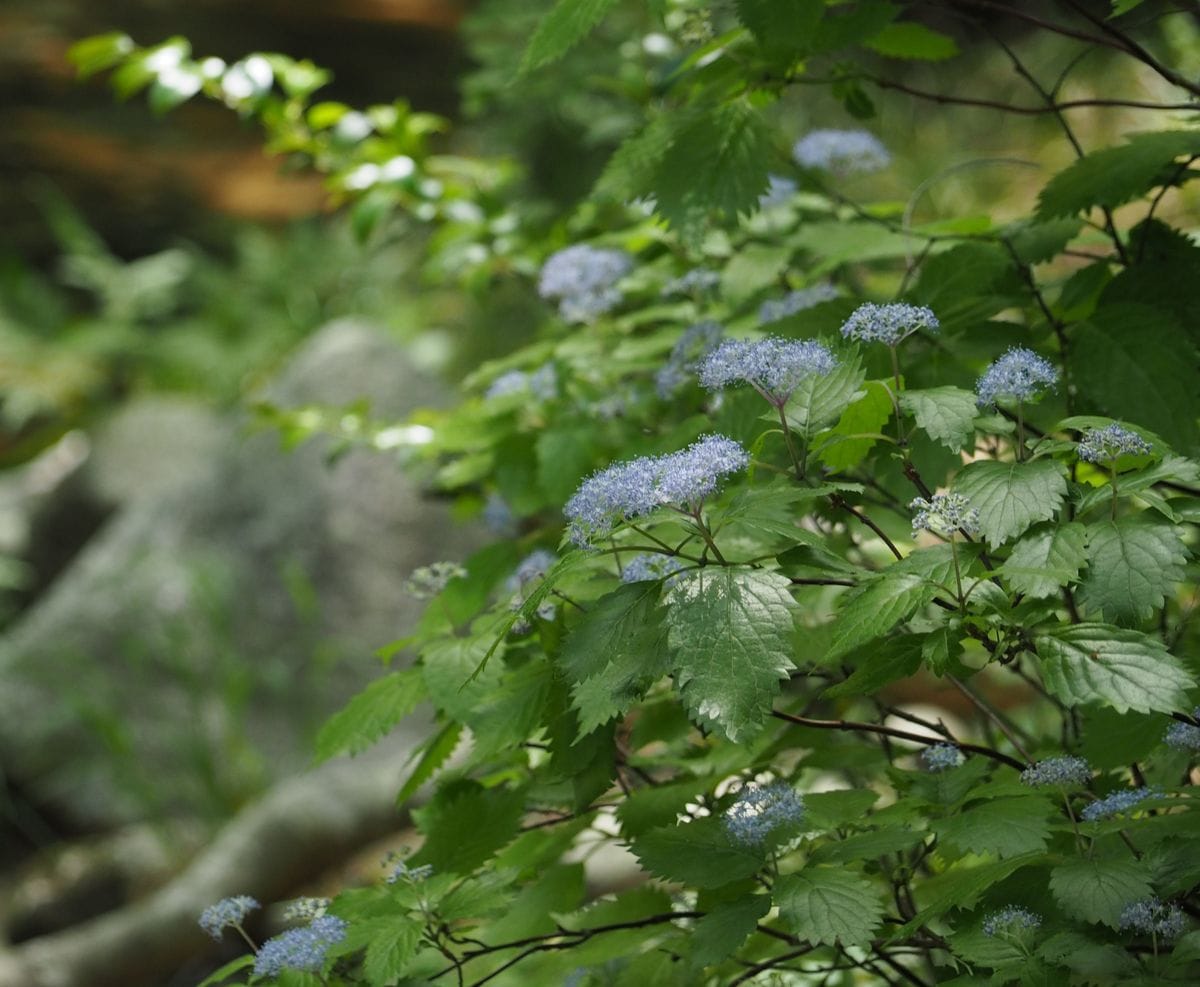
[315,669,427,762]
[1050,857,1153,927]
[934,797,1053,859]
[629,817,763,888]
[521,0,620,73]
[867,21,959,61]
[775,867,884,946]
[690,894,772,966]
[1076,517,1188,623]
[900,387,978,452]
[954,458,1068,548]
[1002,522,1087,598]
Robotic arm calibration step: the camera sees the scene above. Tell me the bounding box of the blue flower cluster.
[839,302,939,346]
[620,553,686,584]
[792,129,891,174]
[921,743,964,772]
[662,268,721,297]
[483,493,516,536]
[508,549,556,592]
[538,244,633,323]
[656,320,724,397]
[1020,755,1092,788]
[565,435,750,546]
[975,348,1058,406]
[254,914,348,978]
[199,895,260,940]
[1077,423,1152,463]
[386,860,434,884]
[1119,897,1187,939]
[910,494,980,539]
[982,905,1042,938]
[1164,709,1200,752]
[698,337,838,406]
[759,173,797,208]
[485,363,558,401]
[724,782,805,846]
[1080,786,1157,822]
[406,561,467,600]
[758,284,839,324]
[282,897,331,921]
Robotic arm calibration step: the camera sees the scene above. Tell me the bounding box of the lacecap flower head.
[758,173,798,208]
[538,244,633,323]
[793,129,890,174]
[1077,423,1152,463]
[621,553,686,584]
[199,895,260,940]
[976,347,1058,406]
[564,435,749,546]
[1080,786,1157,822]
[910,493,980,539]
[1020,756,1091,788]
[724,782,805,846]
[759,284,839,325]
[698,337,838,407]
[1164,709,1200,752]
[254,914,348,978]
[982,905,1042,938]
[1119,898,1187,939]
[921,743,964,772]
[840,302,938,346]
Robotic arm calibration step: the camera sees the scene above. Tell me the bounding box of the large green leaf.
[1071,303,1200,454]
[1050,857,1154,928]
[735,0,823,53]
[410,780,525,874]
[784,350,866,435]
[561,583,671,733]
[1036,129,1200,219]
[775,867,884,946]
[823,636,924,699]
[817,380,893,470]
[892,854,1044,940]
[899,387,979,452]
[1002,522,1088,598]
[521,0,620,73]
[690,894,772,966]
[1034,623,1194,714]
[1076,518,1188,623]
[652,100,773,238]
[954,458,1068,548]
[664,568,797,742]
[362,918,423,984]
[629,817,764,888]
[933,797,1053,859]
[866,21,959,60]
[314,668,427,762]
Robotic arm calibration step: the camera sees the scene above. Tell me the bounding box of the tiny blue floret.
[1164,709,1200,752]
[724,782,805,846]
[253,914,348,977]
[1119,897,1187,939]
[565,435,749,546]
[620,553,686,584]
[839,302,939,346]
[793,129,890,174]
[910,494,980,539]
[199,895,260,940]
[698,337,838,406]
[1077,423,1152,463]
[975,347,1059,406]
[982,905,1042,938]
[1080,786,1157,822]
[1020,756,1091,788]
[921,743,964,772]
[538,244,633,323]
[656,320,724,398]
[759,284,839,324]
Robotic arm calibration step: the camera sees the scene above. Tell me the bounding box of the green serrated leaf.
[825,566,942,662]
[785,350,866,435]
[594,113,675,202]
[803,789,879,828]
[1076,517,1188,623]
[934,797,1053,859]
[521,0,621,73]
[617,776,713,838]
[1002,522,1088,598]
[824,636,924,699]
[735,0,824,53]
[561,582,670,734]
[899,387,979,451]
[954,458,1068,548]
[1038,930,1141,979]
[1050,857,1153,927]
[396,720,462,806]
[314,668,427,762]
[410,780,525,874]
[867,21,959,60]
[809,827,926,865]
[775,867,884,946]
[892,854,1043,940]
[196,953,255,987]
[363,918,423,984]
[690,894,772,966]
[664,568,797,742]
[630,817,764,888]
[1036,130,1200,220]
[817,379,893,470]
[1034,623,1194,714]
[652,100,773,238]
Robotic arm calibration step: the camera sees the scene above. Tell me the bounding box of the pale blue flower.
[793,129,890,174]
[982,905,1042,938]
[759,284,839,324]
[620,553,685,583]
[840,302,939,346]
[485,363,557,401]
[1081,787,1157,822]
[662,268,721,298]
[758,173,798,208]
[1119,898,1187,939]
[565,435,749,546]
[1077,424,1152,463]
[1164,709,1200,752]
[483,493,516,536]
[656,321,723,397]
[724,783,805,846]
[199,895,260,940]
[386,861,434,884]
[538,244,633,323]
[921,743,964,772]
[975,348,1058,406]
[253,915,348,977]
[1020,756,1091,788]
[406,561,467,600]
[910,494,980,539]
[698,337,837,406]
[508,549,556,592]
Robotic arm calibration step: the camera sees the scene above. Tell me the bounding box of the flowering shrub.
[75,0,1200,984]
